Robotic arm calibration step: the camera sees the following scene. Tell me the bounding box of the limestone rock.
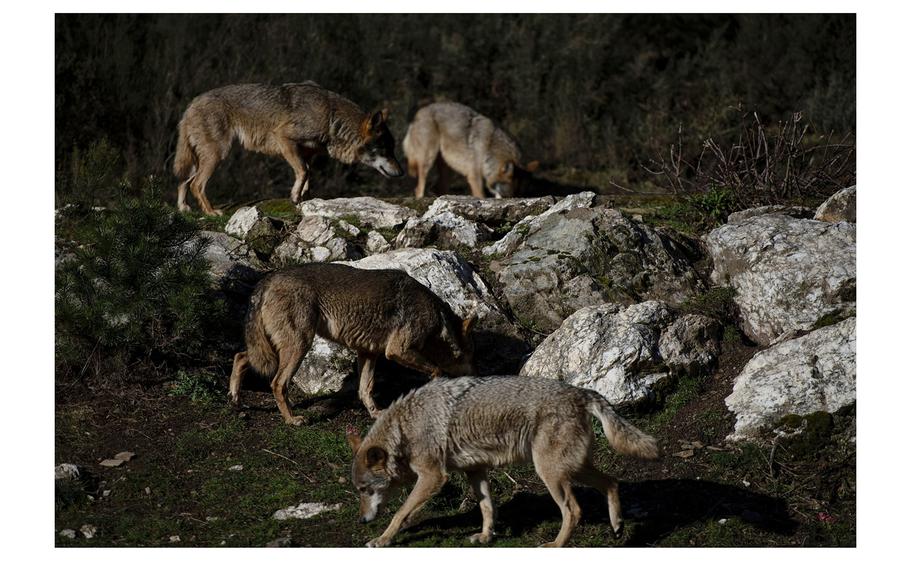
[725,317,855,441]
[814,186,856,223]
[705,214,855,345]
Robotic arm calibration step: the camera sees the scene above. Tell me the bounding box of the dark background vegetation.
[55,14,856,547]
[55,13,856,206]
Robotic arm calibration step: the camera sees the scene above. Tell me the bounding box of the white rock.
[814,185,856,223]
[59,529,77,539]
[365,230,391,254]
[394,210,493,249]
[224,206,264,239]
[705,215,855,345]
[297,197,416,229]
[725,317,855,441]
[521,301,676,405]
[272,216,360,265]
[80,524,97,539]
[55,463,80,481]
[292,336,358,395]
[272,502,341,521]
[424,195,556,224]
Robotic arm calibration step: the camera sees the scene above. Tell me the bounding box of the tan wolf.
[174,82,404,215]
[229,263,476,424]
[402,102,539,199]
[346,375,659,548]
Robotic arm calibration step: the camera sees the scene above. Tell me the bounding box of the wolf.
[346,375,659,548]
[228,263,476,424]
[402,102,538,199]
[174,82,404,215]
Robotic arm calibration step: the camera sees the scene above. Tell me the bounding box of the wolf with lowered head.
[174,82,403,215]
[229,263,476,424]
[346,375,660,548]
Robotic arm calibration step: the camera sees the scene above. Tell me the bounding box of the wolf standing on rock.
[347,375,660,548]
[403,102,538,199]
[174,82,403,215]
[229,263,476,424]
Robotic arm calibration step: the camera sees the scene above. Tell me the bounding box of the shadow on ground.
[396,479,796,547]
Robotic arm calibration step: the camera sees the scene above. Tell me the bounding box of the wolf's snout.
[383,159,404,178]
[360,516,370,524]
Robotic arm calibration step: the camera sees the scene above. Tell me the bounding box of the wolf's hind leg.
[466,469,496,544]
[356,353,381,418]
[573,463,623,535]
[189,152,222,216]
[271,339,311,426]
[534,458,581,547]
[229,351,249,406]
[177,177,195,213]
[277,138,310,204]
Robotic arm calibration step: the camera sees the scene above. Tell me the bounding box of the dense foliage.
[55,14,855,204]
[55,155,226,382]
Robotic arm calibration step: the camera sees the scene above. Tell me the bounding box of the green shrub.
[55,175,226,382]
[169,370,222,403]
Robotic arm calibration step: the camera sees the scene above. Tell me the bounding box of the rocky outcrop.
[727,205,814,224]
[814,186,856,223]
[725,317,855,441]
[520,301,722,405]
[292,337,359,395]
[484,193,704,333]
[424,195,556,225]
[272,215,362,265]
[196,231,264,294]
[224,206,286,256]
[296,197,416,230]
[394,210,493,249]
[705,214,855,345]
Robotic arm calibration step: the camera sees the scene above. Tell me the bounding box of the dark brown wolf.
[174,82,403,215]
[229,263,476,424]
[347,375,659,547]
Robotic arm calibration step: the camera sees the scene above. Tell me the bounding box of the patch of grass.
[257,198,299,220]
[174,414,245,463]
[680,287,737,323]
[651,375,704,429]
[169,370,223,404]
[812,312,851,330]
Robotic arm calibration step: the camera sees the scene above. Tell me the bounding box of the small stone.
[80,524,97,539]
[205,516,220,522]
[55,463,81,480]
[102,490,111,498]
[145,487,151,495]
[169,535,181,543]
[337,477,347,484]
[114,451,136,462]
[266,536,293,547]
[99,458,124,468]
[718,518,728,525]
[672,449,695,459]
[59,529,77,539]
[228,464,244,472]
[742,479,751,487]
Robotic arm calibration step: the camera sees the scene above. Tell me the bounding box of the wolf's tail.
[586,394,660,459]
[173,118,196,180]
[243,283,279,379]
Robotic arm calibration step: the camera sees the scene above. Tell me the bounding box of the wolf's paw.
[538,541,560,548]
[211,208,224,216]
[366,537,389,548]
[285,415,308,427]
[611,520,624,537]
[468,532,493,545]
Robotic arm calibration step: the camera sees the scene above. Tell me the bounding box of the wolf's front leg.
[466,469,496,544]
[366,469,447,547]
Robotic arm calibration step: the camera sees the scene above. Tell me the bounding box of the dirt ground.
[54,332,855,548]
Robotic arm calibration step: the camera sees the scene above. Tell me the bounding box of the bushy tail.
[173,119,196,180]
[243,286,278,379]
[587,394,660,459]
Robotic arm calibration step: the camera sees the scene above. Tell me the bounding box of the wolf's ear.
[365,446,387,469]
[525,160,540,173]
[462,313,477,338]
[346,426,362,453]
[369,108,388,131]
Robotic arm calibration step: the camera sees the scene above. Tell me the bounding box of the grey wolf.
[229,263,476,424]
[174,82,403,215]
[402,102,538,199]
[346,375,659,547]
